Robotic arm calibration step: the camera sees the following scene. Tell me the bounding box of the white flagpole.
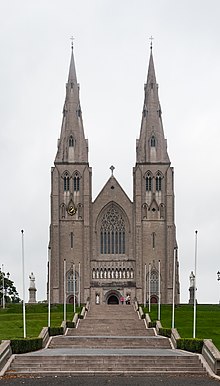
[21,230,26,338]
[144,264,146,308]
[63,259,66,322]
[148,263,151,313]
[73,263,76,313]
[2,264,5,309]
[48,247,51,328]
[193,230,198,338]
[78,262,81,308]
[158,260,161,321]
[172,248,176,329]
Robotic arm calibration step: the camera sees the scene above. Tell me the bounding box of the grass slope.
[0,303,80,340]
[143,304,220,350]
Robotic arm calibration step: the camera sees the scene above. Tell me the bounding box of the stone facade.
[49,47,180,305]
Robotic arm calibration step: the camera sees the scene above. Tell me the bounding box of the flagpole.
[48,246,51,328]
[73,263,76,313]
[78,262,81,308]
[172,247,177,329]
[21,230,26,338]
[148,263,151,313]
[63,259,66,322]
[144,264,146,308]
[2,264,5,309]
[193,230,198,338]
[158,260,161,321]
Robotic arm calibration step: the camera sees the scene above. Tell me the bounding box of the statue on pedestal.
[28,272,37,303]
[188,271,195,304]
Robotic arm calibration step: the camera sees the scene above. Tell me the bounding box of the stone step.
[49,336,171,349]
[8,354,206,375]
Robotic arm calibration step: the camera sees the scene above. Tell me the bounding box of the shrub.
[159,327,172,338]
[66,321,74,328]
[11,338,42,354]
[148,321,156,328]
[48,326,64,336]
[177,338,203,353]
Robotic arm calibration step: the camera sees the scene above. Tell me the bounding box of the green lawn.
[143,304,220,351]
[0,303,81,340]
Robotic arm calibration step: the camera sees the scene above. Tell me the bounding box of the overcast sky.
[0,0,220,304]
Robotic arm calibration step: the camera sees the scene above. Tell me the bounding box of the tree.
[0,269,20,305]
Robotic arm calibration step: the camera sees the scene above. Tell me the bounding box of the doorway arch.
[107,295,119,304]
[105,290,120,305]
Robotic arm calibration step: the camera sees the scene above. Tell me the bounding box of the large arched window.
[100,205,125,254]
[156,172,162,192]
[150,269,159,294]
[67,270,78,293]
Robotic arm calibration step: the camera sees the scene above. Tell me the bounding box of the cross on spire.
[70,36,74,50]
[149,35,154,50]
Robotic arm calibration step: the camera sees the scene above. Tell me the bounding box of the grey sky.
[0,0,220,304]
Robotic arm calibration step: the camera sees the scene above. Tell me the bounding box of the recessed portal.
[107,295,119,304]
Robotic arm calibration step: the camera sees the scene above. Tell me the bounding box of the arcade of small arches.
[92,267,134,280]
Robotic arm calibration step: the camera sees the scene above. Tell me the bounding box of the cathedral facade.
[49,46,180,305]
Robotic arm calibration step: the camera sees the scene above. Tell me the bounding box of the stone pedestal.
[28,287,37,303]
[188,286,195,304]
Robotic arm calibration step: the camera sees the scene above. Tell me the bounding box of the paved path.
[0,375,220,386]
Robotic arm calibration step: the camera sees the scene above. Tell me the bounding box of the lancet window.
[63,172,70,192]
[100,205,125,254]
[73,172,80,191]
[156,172,162,191]
[146,172,152,191]
[150,135,156,147]
[69,135,74,147]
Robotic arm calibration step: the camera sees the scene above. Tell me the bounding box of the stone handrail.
[171,328,181,349]
[72,312,79,327]
[202,339,220,375]
[38,327,50,347]
[145,313,151,326]
[0,340,12,372]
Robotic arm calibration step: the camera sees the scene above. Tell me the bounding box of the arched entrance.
[105,290,120,305]
[151,295,158,304]
[107,295,119,304]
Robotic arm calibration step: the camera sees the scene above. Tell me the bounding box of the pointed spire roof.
[136,46,170,164]
[68,46,77,83]
[55,46,88,164]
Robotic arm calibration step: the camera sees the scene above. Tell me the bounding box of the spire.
[55,45,88,164]
[136,45,170,164]
[68,43,77,83]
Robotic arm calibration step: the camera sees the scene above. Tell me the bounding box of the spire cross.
[110,165,115,176]
[70,36,74,50]
[149,35,154,50]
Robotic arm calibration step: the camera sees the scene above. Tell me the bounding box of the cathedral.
[49,45,180,305]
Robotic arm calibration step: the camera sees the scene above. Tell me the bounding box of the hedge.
[10,338,43,354]
[66,321,74,328]
[148,321,156,328]
[48,326,64,336]
[159,327,172,338]
[177,338,203,353]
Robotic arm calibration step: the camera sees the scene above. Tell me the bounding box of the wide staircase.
[6,304,206,376]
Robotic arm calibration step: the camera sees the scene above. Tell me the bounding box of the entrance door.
[107,295,119,304]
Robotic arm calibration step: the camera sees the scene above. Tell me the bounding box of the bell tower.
[133,45,180,304]
[49,45,92,303]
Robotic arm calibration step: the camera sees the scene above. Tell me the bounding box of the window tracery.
[100,206,125,254]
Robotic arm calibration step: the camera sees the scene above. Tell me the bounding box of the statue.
[28,272,37,303]
[29,272,36,289]
[189,271,195,288]
[188,271,196,304]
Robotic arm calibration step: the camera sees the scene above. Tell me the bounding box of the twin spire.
[55,42,169,165]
